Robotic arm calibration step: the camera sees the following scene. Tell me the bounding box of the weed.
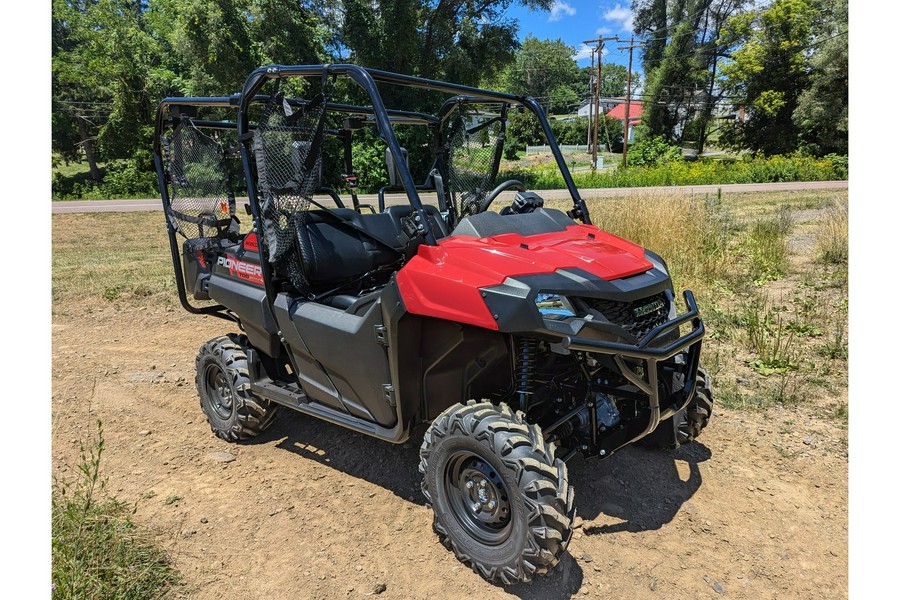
[818,320,848,360]
[741,294,798,375]
[102,286,123,302]
[744,215,791,283]
[766,372,803,405]
[52,422,182,598]
[773,443,801,459]
[785,320,823,337]
[829,402,849,425]
[164,495,183,506]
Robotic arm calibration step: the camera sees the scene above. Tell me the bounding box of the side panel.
[272,294,397,427]
[382,281,513,424]
[205,235,280,357]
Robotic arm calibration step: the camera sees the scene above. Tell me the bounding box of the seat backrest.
[294,209,403,292]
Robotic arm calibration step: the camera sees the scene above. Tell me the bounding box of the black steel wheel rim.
[444,450,512,546]
[204,364,234,420]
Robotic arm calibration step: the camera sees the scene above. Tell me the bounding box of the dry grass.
[52,212,176,313]
[580,192,731,295]
[815,200,849,264]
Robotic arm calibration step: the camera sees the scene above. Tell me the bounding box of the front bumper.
[558,290,705,456]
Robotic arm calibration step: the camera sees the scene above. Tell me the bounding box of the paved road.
[51,180,848,214]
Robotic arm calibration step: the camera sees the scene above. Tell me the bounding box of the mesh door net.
[253,91,329,291]
[444,104,507,223]
[161,118,237,243]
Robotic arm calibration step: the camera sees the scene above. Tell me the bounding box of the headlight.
[535,293,576,317]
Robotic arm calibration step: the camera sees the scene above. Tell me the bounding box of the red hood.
[396,224,652,329]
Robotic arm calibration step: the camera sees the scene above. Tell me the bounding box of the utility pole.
[583,35,618,171]
[587,49,595,147]
[618,37,645,168]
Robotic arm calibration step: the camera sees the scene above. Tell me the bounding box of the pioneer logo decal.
[217,255,264,286]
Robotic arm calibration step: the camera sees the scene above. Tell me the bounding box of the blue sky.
[504,1,641,72]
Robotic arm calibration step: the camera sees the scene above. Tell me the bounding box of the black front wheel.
[676,367,713,445]
[195,334,278,442]
[419,401,575,585]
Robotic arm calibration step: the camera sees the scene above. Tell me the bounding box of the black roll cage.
[154,63,593,318]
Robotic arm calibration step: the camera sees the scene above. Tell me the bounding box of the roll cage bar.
[153,64,593,318]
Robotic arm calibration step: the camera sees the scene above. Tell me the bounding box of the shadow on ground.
[568,442,711,534]
[245,408,710,598]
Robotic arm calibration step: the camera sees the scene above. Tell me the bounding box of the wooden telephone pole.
[618,37,645,168]
[583,36,619,171]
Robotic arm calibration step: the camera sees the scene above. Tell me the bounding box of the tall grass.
[52,422,182,599]
[815,201,849,264]
[575,191,732,294]
[744,208,793,283]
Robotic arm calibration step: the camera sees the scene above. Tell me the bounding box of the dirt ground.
[51,206,848,599]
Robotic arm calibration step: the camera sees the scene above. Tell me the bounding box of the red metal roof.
[605,100,643,121]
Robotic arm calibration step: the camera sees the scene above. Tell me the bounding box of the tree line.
[634,0,847,156]
[52,0,847,193]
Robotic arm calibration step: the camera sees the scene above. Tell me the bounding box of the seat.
[294,209,405,294]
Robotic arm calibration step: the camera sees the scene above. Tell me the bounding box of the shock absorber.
[515,337,536,412]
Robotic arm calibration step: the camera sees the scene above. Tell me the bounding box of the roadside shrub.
[91,160,157,198]
[504,138,524,160]
[625,136,683,168]
[824,154,849,179]
[497,152,847,191]
[550,118,589,145]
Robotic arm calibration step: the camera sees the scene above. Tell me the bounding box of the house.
[605,100,643,142]
[576,97,620,118]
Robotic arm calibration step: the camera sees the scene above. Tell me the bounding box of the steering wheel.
[478,179,527,213]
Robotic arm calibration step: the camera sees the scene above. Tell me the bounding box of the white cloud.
[549,1,576,22]
[603,3,634,33]
[574,43,610,62]
[574,44,594,61]
[595,26,614,36]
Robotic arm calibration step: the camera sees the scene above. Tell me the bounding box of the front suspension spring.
[515,337,536,412]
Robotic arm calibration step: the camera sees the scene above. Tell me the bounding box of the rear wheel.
[419,401,575,585]
[195,334,278,441]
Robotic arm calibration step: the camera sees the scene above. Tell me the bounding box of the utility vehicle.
[153,64,712,585]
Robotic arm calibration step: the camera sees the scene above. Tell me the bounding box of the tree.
[793,0,848,155]
[498,35,580,113]
[633,0,749,150]
[339,1,552,89]
[719,0,816,155]
[599,64,640,98]
[53,0,108,179]
[52,0,175,178]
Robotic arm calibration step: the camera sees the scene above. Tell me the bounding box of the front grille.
[582,292,669,340]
